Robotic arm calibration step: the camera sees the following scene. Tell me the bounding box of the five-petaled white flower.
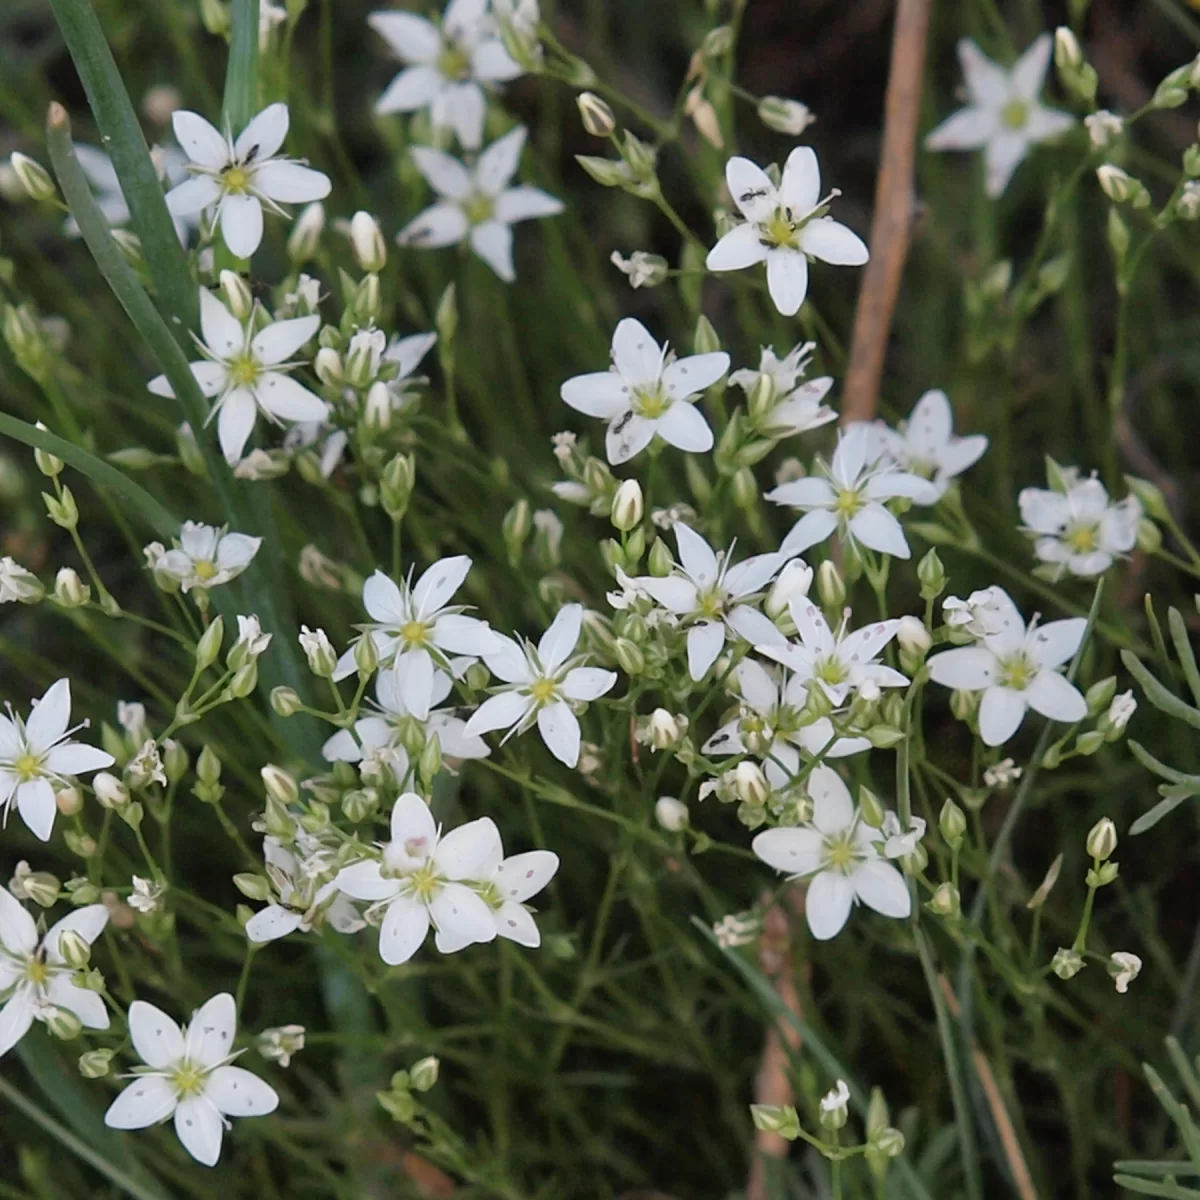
[332,556,500,682]
[245,838,364,943]
[767,423,938,558]
[729,341,837,439]
[165,103,331,258]
[622,524,789,681]
[370,0,523,149]
[925,36,1074,198]
[0,893,109,1056]
[104,993,278,1166]
[399,126,563,282]
[866,389,988,499]
[469,839,559,948]
[148,289,327,465]
[463,604,617,767]
[1018,473,1141,579]
[752,766,911,940]
[145,522,262,593]
[334,793,501,964]
[706,147,869,316]
[0,679,113,841]
[560,318,730,465]
[927,588,1087,745]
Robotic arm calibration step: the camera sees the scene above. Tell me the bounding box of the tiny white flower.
[463,604,617,767]
[609,250,668,288]
[1109,951,1142,994]
[0,680,114,841]
[874,811,927,859]
[622,524,791,681]
[257,1024,305,1068]
[128,740,167,788]
[332,556,501,682]
[1018,474,1140,579]
[148,289,327,465]
[983,757,1022,788]
[767,423,938,559]
[928,588,1087,745]
[729,342,837,439]
[561,318,730,466]
[472,840,559,948]
[729,341,816,396]
[752,766,911,940]
[117,701,149,743]
[0,557,43,604]
[1084,110,1123,150]
[399,126,563,282]
[1106,690,1136,732]
[868,389,988,498]
[706,147,869,316]
[942,586,1013,638]
[245,838,363,943]
[334,793,501,964]
[820,1079,851,1116]
[233,615,272,661]
[925,36,1074,198]
[0,894,109,1056]
[370,0,523,150]
[165,103,331,258]
[713,910,759,948]
[104,993,278,1166]
[129,876,165,914]
[150,522,262,593]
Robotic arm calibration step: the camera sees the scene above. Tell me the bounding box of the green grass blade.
[223,0,261,131]
[1168,607,1200,707]
[1121,649,1200,731]
[44,0,197,335]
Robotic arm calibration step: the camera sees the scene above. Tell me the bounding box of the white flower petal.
[432,613,500,656]
[44,904,108,960]
[957,39,1009,108]
[398,202,470,249]
[429,883,496,947]
[706,223,768,271]
[662,352,729,401]
[494,186,563,224]
[536,700,581,766]
[26,677,71,750]
[781,509,839,555]
[334,861,397,901]
[635,575,699,613]
[362,569,407,623]
[375,64,445,114]
[475,125,526,195]
[765,248,808,317]
[172,111,229,169]
[390,791,438,848]
[560,667,616,702]
[190,361,227,398]
[779,145,821,213]
[848,505,911,559]
[808,765,854,834]
[767,477,837,510]
[735,658,779,712]
[234,103,290,162]
[440,81,487,150]
[256,373,328,423]
[924,106,996,151]
[928,645,997,690]
[174,1095,224,1166]
[1029,618,1087,668]
[0,888,38,956]
[1011,33,1052,101]
[205,1065,278,1117]
[984,131,1028,199]
[655,401,713,453]
[472,38,523,82]
[129,999,186,1067]
[46,976,109,1030]
[435,817,501,881]
[560,372,629,419]
[214,532,260,570]
[852,859,911,918]
[16,779,56,841]
[199,288,244,358]
[726,604,786,648]
[368,11,442,62]
[494,900,541,946]
[686,621,726,681]
[723,552,785,599]
[752,826,824,876]
[470,220,515,281]
[105,1075,178,1130]
[1024,106,1074,143]
[409,147,472,200]
[1025,671,1087,724]
[464,690,533,735]
[494,850,559,903]
[610,318,663,387]
[185,993,237,1068]
[217,390,258,464]
[165,175,222,216]
[724,156,777,223]
[379,896,431,964]
[979,686,1028,746]
[220,192,265,259]
[538,604,582,672]
[606,412,656,465]
[252,315,321,365]
[806,870,855,941]
[245,905,304,943]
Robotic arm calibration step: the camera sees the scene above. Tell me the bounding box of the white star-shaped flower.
[467,840,559,949]
[867,389,988,499]
[925,36,1074,198]
[0,679,113,841]
[332,556,501,682]
[560,318,730,465]
[767,423,939,558]
[164,103,330,258]
[0,894,109,1056]
[728,341,837,439]
[104,993,278,1166]
[1018,474,1140,579]
[399,126,563,282]
[370,0,523,149]
[927,588,1087,745]
[148,289,327,465]
[706,147,869,316]
[622,524,790,681]
[334,792,501,964]
[145,522,262,593]
[752,766,911,940]
[245,838,364,943]
[463,604,617,767]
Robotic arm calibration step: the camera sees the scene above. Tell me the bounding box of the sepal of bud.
[1052,947,1085,979]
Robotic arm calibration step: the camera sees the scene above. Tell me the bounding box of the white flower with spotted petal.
[1018,473,1140,580]
[165,103,330,258]
[0,894,109,1057]
[868,389,988,499]
[147,522,262,593]
[398,126,562,282]
[925,36,1075,198]
[0,679,113,842]
[104,993,278,1166]
[927,587,1087,745]
[752,766,911,940]
[473,841,559,948]
[147,289,327,465]
[462,604,617,767]
[706,147,869,316]
[560,318,730,466]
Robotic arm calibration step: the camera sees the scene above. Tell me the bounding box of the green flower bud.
[927,881,960,918]
[1052,947,1085,979]
[577,92,616,137]
[354,631,379,678]
[57,929,91,968]
[287,201,325,262]
[939,798,967,849]
[53,567,89,608]
[1086,816,1117,860]
[44,486,79,530]
[271,686,303,716]
[195,616,225,670]
[917,548,946,600]
[858,785,886,829]
[78,1048,114,1078]
[816,559,845,610]
[196,745,222,786]
[219,270,254,321]
[610,479,643,531]
[750,1104,801,1139]
[865,725,905,749]
[44,1005,83,1041]
[613,637,645,675]
[10,152,56,201]
[234,873,274,901]
[410,1055,440,1092]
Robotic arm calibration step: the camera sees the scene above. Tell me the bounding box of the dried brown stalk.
[841,0,933,423]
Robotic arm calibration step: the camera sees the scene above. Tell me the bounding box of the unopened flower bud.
[927,881,960,918]
[1097,164,1150,208]
[733,761,769,807]
[949,688,978,721]
[195,615,224,671]
[299,625,337,677]
[349,211,387,272]
[613,637,645,675]
[163,739,189,782]
[353,633,379,678]
[939,798,967,849]
[646,708,683,750]
[896,614,931,657]
[816,560,845,610]
[44,1005,83,1041]
[410,1055,440,1092]
[750,1104,800,1137]
[655,795,689,831]
[15,867,60,908]
[364,380,392,430]
[93,771,129,810]
[57,929,91,968]
[1052,947,1085,979]
[757,95,815,136]
[55,785,84,817]
[380,453,416,521]
[419,733,443,786]
[234,872,273,901]
[1086,817,1117,861]
[577,92,616,137]
[10,152,56,201]
[1054,26,1083,70]
[611,479,644,531]
[502,498,532,563]
[261,764,299,807]
[52,567,89,608]
[314,347,344,389]
[196,744,221,785]
[916,548,945,600]
[647,537,674,577]
[219,270,253,321]
[78,1047,114,1078]
[763,559,811,620]
[1084,110,1123,150]
[287,201,325,263]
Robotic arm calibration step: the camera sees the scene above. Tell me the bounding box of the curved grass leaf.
[223,0,261,131]
[1121,649,1200,731]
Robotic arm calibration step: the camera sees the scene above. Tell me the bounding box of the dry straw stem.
[841,0,932,423]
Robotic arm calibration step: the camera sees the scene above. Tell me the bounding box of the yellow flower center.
[14,752,42,781]
[400,620,429,646]
[816,657,848,686]
[999,653,1036,691]
[834,488,863,518]
[438,43,471,80]
[171,1061,207,1098]
[1066,524,1099,553]
[228,354,260,388]
[193,560,219,581]
[408,863,440,901]
[222,165,252,193]
[1001,99,1029,130]
[463,193,495,225]
[696,587,725,620]
[825,833,857,870]
[26,958,49,986]
[529,677,558,703]
[762,210,799,249]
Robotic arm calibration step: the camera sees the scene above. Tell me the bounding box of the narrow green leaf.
[1147,593,1172,672]
[45,0,197,335]
[1169,606,1200,707]
[1115,1161,1200,1178]
[1121,649,1200,731]
[223,0,261,131]
[1131,791,1196,836]
[1113,1176,1200,1198]
[1129,741,1200,788]
[0,413,177,537]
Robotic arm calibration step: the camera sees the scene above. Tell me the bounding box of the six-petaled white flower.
[399,127,563,281]
[370,0,523,149]
[1018,473,1141,579]
[463,604,617,767]
[148,289,327,465]
[165,103,331,258]
[622,524,790,681]
[928,588,1087,745]
[334,792,501,964]
[706,147,869,316]
[145,522,262,593]
[767,423,939,558]
[0,679,113,841]
[333,556,501,682]
[925,36,1074,198]
[104,993,278,1166]
[560,318,730,465]
[752,766,911,940]
[0,893,109,1056]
